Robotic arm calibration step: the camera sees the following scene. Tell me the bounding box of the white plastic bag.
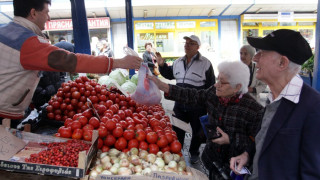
[131,63,162,106]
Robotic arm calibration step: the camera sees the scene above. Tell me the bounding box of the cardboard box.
[0,125,98,179]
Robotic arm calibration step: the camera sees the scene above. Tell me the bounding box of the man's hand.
[147,75,169,94]
[113,55,142,69]
[230,152,249,175]
[155,52,164,67]
[212,127,230,145]
[248,87,254,93]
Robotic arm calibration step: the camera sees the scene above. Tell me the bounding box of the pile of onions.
[89,148,191,178]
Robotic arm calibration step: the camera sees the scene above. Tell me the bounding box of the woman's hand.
[147,74,170,94]
[155,52,164,67]
[212,127,230,145]
[230,152,249,175]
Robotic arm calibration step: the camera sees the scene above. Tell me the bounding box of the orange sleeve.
[20,36,113,73]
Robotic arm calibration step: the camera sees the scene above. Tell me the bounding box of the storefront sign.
[139,33,154,40]
[135,22,154,30]
[155,22,175,29]
[156,33,168,39]
[44,17,110,31]
[278,12,294,22]
[176,21,196,29]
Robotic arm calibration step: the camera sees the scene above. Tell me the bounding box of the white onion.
[118,167,132,175]
[101,170,112,175]
[109,148,120,157]
[154,157,165,168]
[141,167,152,176]
[147,154,157,163]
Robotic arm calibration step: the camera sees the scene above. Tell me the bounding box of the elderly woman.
[149,61,264,180]
[240,45,267,103]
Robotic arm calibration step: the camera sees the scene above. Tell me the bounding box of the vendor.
[0,0,142,126]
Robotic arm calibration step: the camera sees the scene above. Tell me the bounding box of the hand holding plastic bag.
[131,63,162,106]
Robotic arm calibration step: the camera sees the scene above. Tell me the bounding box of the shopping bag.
[131,63,162,106]
[200,115,209,137]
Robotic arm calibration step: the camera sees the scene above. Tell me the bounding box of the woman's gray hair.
[217,61,250,94]
[241,45,256,58]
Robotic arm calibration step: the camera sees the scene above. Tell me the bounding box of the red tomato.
[59,126,72,138]
[52,101,60,109]
[157,135,169,148]
[135,129,146,142]
[46,105,53,112]
[97,138,104,149]
[148,144,159,154]
[170,141,182,154]
[146,132,158,144]
[96,105,107,115]
[83,130,93,141]
[105,100,113,108]
[82,124,94,131]
[128,100,136,107]
[128,139,139,149]
[70,120,82,131]
[72,91,81,99]
[64,118,73,127]
[102,146,110,152]
[88,117,99,129]
[139,141,148,151]
[105,119,116,131]
[161,146,171,153]
[72,129,83,140]
[123,129,135,140]
[98,126,108,138]
[104,135,116,146]
[109,93,116,101]
[47,112,55,119]
[115,137,127,150]
[112,127,123,138]
[117,110,126,120]
[77,116,88,126]
[118,120,128,129]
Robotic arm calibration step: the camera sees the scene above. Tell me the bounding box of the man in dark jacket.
[156,35,215,164]
[54,37,74,53]
[230,29,320,180]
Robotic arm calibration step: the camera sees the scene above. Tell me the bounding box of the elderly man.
[230,29,320,180]
[156,35,215,164]
[0,0,141,123]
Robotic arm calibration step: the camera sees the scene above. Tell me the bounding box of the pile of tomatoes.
[25,140,91,167]
[49,76,182,155]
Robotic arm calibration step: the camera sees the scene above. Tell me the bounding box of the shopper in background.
[240,45,267,103]
[143,42,158,75]
[98,40,114,57]
[148,61,264,180]
[156,35,215,164]
[230,29,320,180]
[0,0,142,126]
[54,37,74,53]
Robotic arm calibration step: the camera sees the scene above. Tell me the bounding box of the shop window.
[263,30,275,36]
[200,31,215,51]
[137,33,155,53]
[262,22,278,27]
[155,32,174,52]
[135,22,154,30]
[299,29,314,44]
[298,22,314,26]
[155,22,175,29]
[200,21,216,27]
[176,21,196,29]
[243,29,258,44]
[279,22,296,26]
[242,22,258,26]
